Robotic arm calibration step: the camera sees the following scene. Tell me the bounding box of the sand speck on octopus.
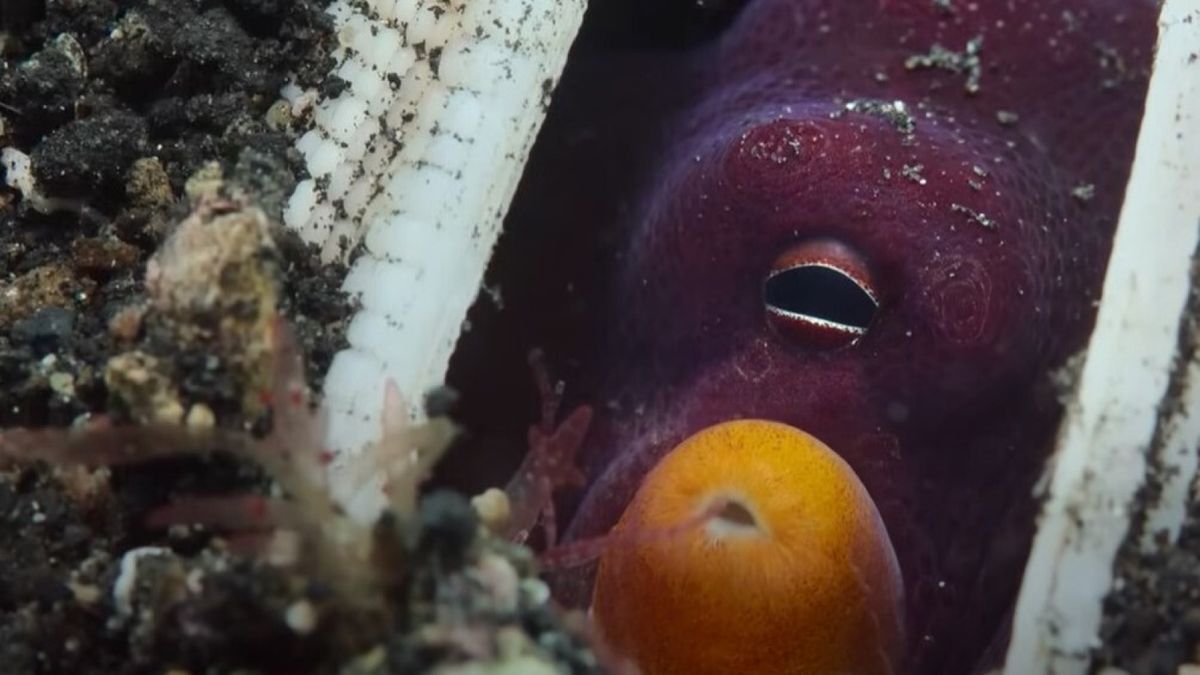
[451,0,1156,673]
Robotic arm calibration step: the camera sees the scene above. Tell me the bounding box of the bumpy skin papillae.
[555,1,1156,672]
[283,0,584,518]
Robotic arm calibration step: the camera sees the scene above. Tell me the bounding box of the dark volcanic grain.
[0,0,351,429]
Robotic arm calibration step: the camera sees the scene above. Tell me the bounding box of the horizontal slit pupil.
[764,265,877,328]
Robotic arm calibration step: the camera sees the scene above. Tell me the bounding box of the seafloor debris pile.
[0,191,600,674]
[0,2,600,673]
[0,0,351,430]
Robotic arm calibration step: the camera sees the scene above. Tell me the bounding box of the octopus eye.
[763,239,879,349]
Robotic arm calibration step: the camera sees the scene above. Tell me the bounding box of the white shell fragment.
[282,0,585,508]
[1004,1,1200,672]
[1,147,83,214]
[112,546,171,618]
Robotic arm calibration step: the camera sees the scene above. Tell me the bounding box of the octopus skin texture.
[448,0,1157,673]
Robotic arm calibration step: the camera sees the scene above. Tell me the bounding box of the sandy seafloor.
[0,1,599,673]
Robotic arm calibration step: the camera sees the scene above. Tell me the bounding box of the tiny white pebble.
[185,569,205,595]
[471,487,512,531]
[68,582,102,605]
[473,553,520,614]
[185,403,216,430]
[285,600,318,634]
[112,547,170,617]
[520,578,551,607]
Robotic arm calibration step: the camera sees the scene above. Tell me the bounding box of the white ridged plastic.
[281,0,585,517]
[1004,2,1200,672]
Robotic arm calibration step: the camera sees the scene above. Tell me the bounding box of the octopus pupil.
[764,265,877,329]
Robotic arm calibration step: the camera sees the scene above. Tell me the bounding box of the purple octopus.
[448,1,1157,671]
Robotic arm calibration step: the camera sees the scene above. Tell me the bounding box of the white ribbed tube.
[282,0,584,516]
[1004,2,1200,672]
